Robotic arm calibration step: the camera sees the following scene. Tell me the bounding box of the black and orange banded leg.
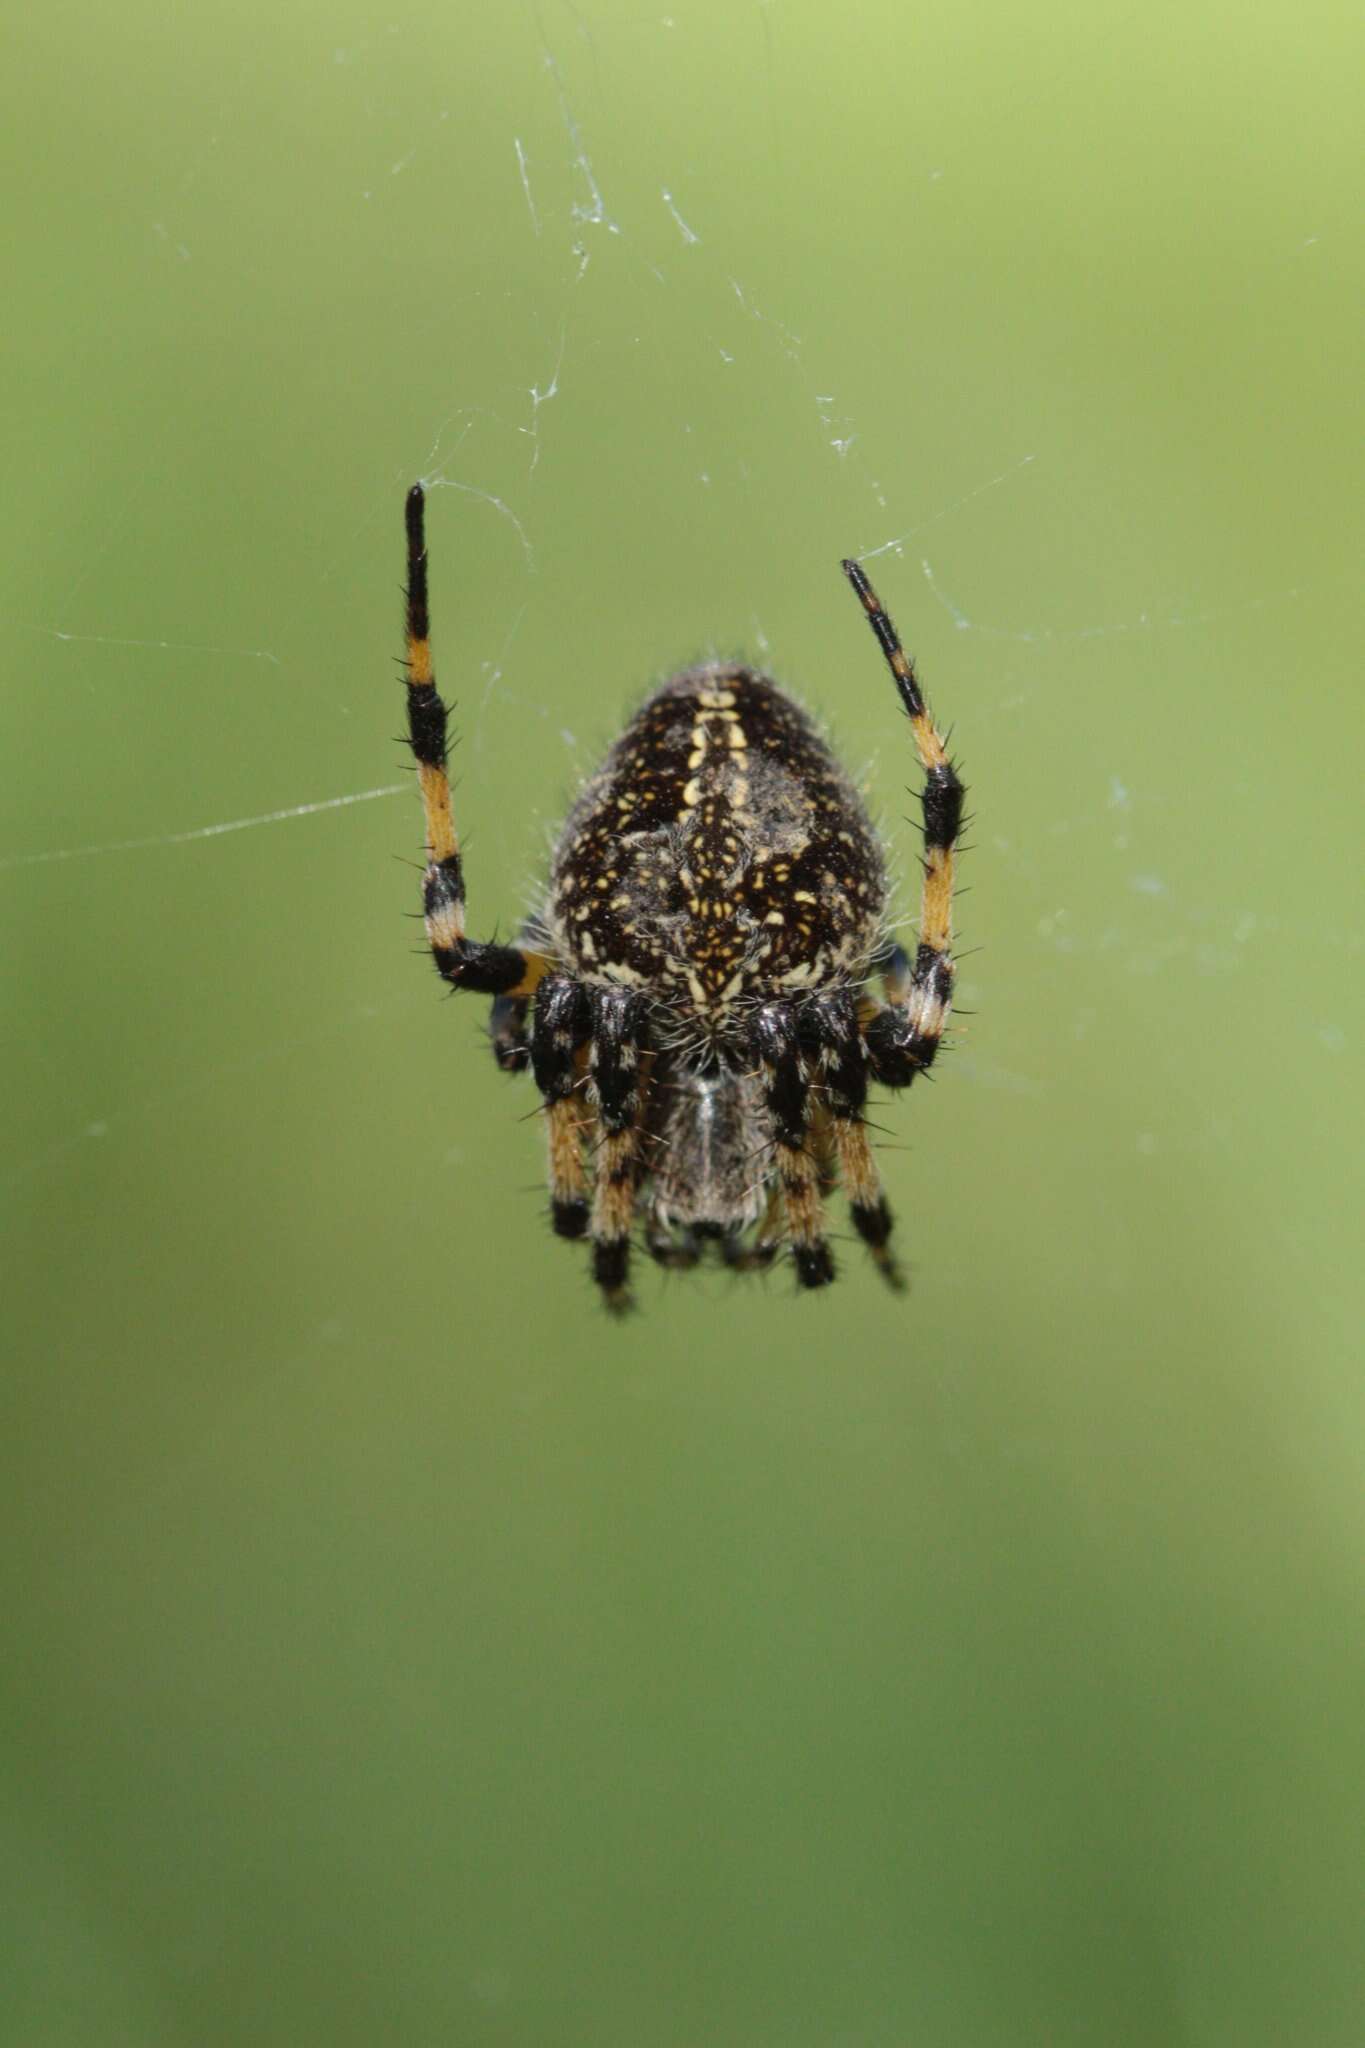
[403,484,551,1002]
[753,1000,834,1289]
[805,990,903,1290]
[587,988,648,1312]
[531,976,593,1242]
[842,557,963,1088]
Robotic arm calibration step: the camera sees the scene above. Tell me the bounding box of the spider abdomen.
[547,666,885,1035]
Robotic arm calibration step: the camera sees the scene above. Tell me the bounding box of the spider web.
[4,0,1355,1186]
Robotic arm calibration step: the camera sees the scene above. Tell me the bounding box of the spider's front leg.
[753,1001,834,1288]
[804,991,903,1289]
[531,975,593,1243]
[402,484,550,1003]
[586,988,648,1312]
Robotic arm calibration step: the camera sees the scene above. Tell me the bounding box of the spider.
[399,484,963,1310]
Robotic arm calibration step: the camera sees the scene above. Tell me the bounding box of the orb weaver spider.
[398,486,963,1310]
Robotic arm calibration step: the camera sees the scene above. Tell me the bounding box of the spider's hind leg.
[843,557,962,1092]
[401,484,551,1004]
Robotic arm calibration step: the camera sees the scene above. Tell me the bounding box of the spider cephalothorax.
[399,485,963,1310]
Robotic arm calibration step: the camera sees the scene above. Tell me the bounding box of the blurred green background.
[4,1,1362,2041]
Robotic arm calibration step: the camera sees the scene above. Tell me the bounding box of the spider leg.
[809,1098,839,1198]
[806,990,904,1290]
[843,558,962,1087]
[587,988,648,1312]
[530,976,592,1240]
[403,484,552,1001]
[753,1001,834,1288]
